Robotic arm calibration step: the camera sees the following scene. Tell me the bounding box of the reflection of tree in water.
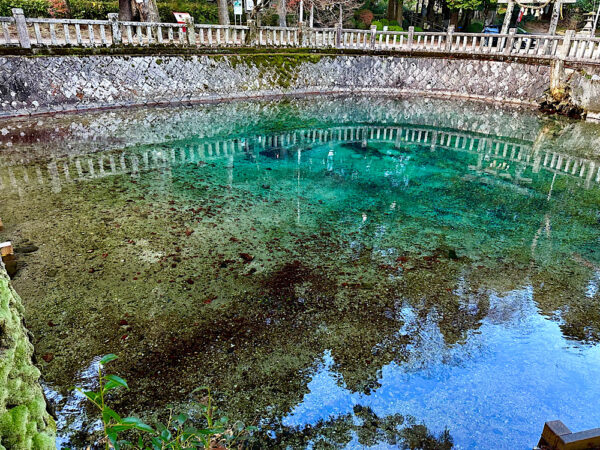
[250,406,453,449]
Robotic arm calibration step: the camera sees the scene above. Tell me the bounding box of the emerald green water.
[1,96,600,449]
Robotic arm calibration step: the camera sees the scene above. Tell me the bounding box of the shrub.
[372,20,402,31]
[0,0,50,17]
[80,354,255,449]
[68,0,117,19]
[47,0,68,17]
[466,21,483,33]
[157,2,219,23]
[358,9,374,26]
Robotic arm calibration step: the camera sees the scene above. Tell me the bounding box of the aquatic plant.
[79,354,255,449]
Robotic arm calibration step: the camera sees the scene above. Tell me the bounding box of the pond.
[1,96,600,449]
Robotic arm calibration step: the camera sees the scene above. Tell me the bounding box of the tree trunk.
[387,0,397,21]
[449,9,459,26]
[131,0,159,22]
[278,0,287,27]
[119,0,133,21]
[426,0,435,24]
[218,0,230,25]
[396,0,403,26]
[459,9,473,30]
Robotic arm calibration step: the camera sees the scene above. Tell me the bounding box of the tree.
[309,0,363,26]
[446,0,482,29]
[218,0,231,24]
[278,0,288,26]
[118,0,159,21]
[387,0,404,26]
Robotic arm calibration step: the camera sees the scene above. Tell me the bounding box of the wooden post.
[504,27,516,55]
[0,242,13,258]
[501,0,514,35]
[445,24,454,51]
[549,0,561,35]
[407,26,414,50]
[108,13,121,45]
[370,24,377,49]
[12,9,30,49]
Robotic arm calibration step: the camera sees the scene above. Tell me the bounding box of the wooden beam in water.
[537,421,600,450]
[0,241,13,257]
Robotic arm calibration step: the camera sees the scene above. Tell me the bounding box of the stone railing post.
[297,22,304,47]
[445,25,454,51]
[12,8,30,49]
[108,13,121,45]
[185,17,196,45]
[550,30,573,96]
[335,23,342,48]
[558,29,574,59]
[370,25,377,49]
[407,26,414,50]
[503,28,516,55]
[247,19,258,46]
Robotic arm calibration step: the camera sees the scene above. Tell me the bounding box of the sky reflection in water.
[285,287,600,449]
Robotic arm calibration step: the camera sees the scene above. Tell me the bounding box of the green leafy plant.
[79,354,255,450]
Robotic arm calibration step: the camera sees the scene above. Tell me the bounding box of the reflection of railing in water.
[2,125,600,195]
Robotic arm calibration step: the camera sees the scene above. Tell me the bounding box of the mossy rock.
[0,264,55,450]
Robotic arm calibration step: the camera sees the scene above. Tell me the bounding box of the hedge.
[0,0,50,17]
[0,0,219,22]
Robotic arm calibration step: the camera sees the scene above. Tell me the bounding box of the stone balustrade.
[1,9,600,65]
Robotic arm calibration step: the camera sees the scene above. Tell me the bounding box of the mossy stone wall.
[0,262,55,449]
[0,52,550,117]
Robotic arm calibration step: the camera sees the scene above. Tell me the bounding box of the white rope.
[513,0,552,11]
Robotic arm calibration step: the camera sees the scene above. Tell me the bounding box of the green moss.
[0,266,55,450]
[209,53,325,89]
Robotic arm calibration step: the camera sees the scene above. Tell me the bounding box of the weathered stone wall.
[0,262,55,450]
[0,53,551,117]
[568,69,600,121]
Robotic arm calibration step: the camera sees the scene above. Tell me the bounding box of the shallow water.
[1,96,600,449]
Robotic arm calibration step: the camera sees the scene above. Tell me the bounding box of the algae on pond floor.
[2,96,600,448]
[0,262,55,450]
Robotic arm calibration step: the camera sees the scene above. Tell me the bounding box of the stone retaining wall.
[0,52,551,117]
[0,261,55,450]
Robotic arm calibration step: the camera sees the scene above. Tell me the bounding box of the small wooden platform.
[537,421,600,450]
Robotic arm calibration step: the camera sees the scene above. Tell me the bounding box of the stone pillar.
[445,25,454,51]
[501,1,515,35]
[108,13,122,45]
[549,0,561,35]
[503,27,516,55]
[11,8,30,49]
[247,19,258,45]
[185,16,196,45]
[309,3,314,28]
[370,24,377,49]
[407,26,414,50]
[550,29,573,97]
[299,0,304,23]
[335,23,342,48]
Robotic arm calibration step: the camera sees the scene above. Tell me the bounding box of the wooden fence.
[1,8,599,64]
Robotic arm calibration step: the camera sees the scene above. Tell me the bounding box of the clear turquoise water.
[1,96,600,448]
